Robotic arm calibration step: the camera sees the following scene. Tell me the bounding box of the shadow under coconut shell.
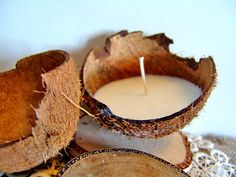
[57,148,190,177]
[69,31,115,68]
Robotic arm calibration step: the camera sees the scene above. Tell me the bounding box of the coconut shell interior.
[0,50,81,173]
[57,149,189,177]
[0,51,66,144]
[75,115,191,169]
[81,31,217,138]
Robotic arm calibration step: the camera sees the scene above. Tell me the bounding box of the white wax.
[94,75,202,120]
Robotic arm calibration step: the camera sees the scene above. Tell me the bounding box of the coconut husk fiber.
[0,50,81,173]
[81,30,217,138]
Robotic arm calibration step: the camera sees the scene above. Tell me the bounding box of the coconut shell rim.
[57,148,190,177]
[0,50,70,78]
[176,132,192,169]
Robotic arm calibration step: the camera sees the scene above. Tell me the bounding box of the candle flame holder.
[80,30,217,138]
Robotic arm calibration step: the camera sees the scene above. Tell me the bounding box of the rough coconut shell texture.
[0,50,81,173]
[81,30,217,138]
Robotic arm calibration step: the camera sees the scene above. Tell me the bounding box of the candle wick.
[139,56,148,95]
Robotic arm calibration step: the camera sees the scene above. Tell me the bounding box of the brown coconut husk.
[57,149,190,177]
[177,133,192,169]
[81,30,217,138]
[0,50,81,173]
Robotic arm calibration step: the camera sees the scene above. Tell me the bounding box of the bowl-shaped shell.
[81,30,217,138]
[0,50,81,173]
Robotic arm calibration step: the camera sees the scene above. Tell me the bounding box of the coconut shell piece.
[75,115,192,169]
[81,30,217,138]
[0,50,81,173]
[57,149,190,177]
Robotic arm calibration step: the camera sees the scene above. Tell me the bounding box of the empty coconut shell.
[81,30,217,138]
[0,50,81,173]
[57,149,190,177]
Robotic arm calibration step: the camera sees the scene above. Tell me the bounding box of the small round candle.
[94,75,202,120]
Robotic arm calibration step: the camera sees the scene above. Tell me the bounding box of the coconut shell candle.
[80,30,217,138]
[0,50,81,173]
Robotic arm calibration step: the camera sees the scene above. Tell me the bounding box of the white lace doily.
[185,135,236,177]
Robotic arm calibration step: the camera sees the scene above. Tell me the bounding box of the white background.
[0,0,235,138]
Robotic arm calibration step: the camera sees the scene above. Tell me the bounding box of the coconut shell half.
[75,116,192,169]
[81,30,217,138]
[57,149,190,177]
[0,50,81,173]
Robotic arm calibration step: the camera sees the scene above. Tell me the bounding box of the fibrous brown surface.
[81,30,217,138]
[0,50,81,173]
[0,51,64,144]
